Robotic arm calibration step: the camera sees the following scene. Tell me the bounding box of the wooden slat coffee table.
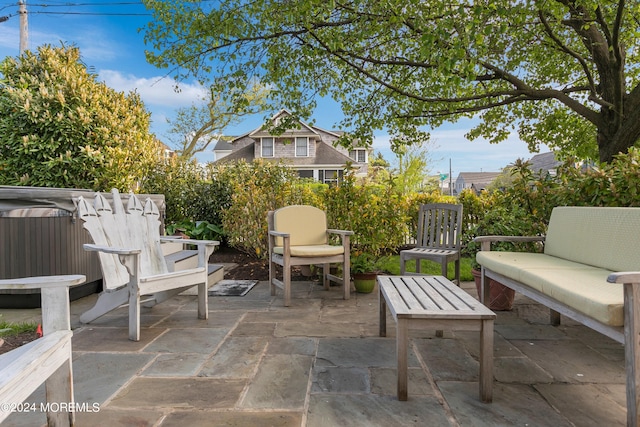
[378,275,496,402]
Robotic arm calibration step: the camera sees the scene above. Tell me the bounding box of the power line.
[30,11,151,16]
[31,2,145,5]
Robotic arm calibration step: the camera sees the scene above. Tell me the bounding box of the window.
[261,137,274,157]
[295,137,308,157]
[298,170,313,179]
[321,169,340,185]
[349,149,367,163]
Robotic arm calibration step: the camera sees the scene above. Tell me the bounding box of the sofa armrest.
[608,272,640,284]
[474,235,546,251]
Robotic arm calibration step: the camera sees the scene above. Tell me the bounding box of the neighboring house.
[213,110,370,184]
[527,151,562,177]
[158,140,176,160]
[453,172,501,195]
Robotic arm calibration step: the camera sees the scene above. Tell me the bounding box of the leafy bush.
[217,160,320,258]
[0,45,160,191]
[551,148,640,207]
[323,170,409,257]
[166,220,225,242]
[139,157,207,224]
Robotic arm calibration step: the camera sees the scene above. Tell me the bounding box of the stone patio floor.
[1,279,626,426]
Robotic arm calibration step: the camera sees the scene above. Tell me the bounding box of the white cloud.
[98,70,207,108]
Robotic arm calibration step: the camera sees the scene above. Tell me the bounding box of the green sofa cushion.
[477,251,623,326]
[545,207,640,272]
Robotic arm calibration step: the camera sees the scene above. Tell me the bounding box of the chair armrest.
[269,230,290,238]
[0,275,85,334]
[83,243,141,255]
[327,229,354,236]
[473,235,545,251]
[159,237,218,268]
[159,237,219,247]
[608,272,640,284]
[0,275,85,290]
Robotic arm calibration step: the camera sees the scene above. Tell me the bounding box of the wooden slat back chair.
[400,203,463,284]
[268,205,353,306]
[75,189,218,341]
[0,274,85,426]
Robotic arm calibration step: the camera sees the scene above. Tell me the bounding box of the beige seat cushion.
[477,252,623,326]
[273,245,344,257]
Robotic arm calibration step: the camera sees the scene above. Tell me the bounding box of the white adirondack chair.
[75,189,218,341]
[0,274,86,426]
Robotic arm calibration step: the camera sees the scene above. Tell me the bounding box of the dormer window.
[295,137,309,157]
[349,149,367,163]
[261,137,274,157]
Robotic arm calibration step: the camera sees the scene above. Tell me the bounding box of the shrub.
[0,45,160,191]
[139,157,207,225]
[218,160,320,258]
[323,170,409,257]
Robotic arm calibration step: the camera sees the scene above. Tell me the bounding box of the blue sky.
[0,1,547,175]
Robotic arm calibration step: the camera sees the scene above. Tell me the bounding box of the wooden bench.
[0,275,85,426]
[378,275,496,402]
[475,206,640,426]
[75,189,220,341]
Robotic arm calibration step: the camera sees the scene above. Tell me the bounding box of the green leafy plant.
[0,45,161,191]
[350,253,379,274]
[166,220,225,242]
[0,321,37,336]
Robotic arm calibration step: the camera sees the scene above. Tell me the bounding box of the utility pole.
[19,0,27,54]
[449,158,453,195]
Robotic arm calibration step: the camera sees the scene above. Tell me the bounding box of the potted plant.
[350,253,380,293]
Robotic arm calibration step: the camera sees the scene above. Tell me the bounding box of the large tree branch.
[538,9,598,97]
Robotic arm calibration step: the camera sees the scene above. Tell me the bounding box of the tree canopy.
[0,45,162,191]
[143,0,640,163]
[166,82,269,159]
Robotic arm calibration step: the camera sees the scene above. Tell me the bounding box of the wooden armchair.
[75,189,219,341]
[268,205,353,306]
[400,203,463,284]
[0,274,85,426]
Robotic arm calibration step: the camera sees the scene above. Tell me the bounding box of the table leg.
[397,318,408,401]
[379,288,387,337]
[479,318,494,403]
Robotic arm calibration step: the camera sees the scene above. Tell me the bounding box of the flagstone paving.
[1,280,627,426]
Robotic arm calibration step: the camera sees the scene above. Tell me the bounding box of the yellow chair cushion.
[273,205,327,247]
[273,245,344,257]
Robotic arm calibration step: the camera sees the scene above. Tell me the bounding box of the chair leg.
[45,356,74,427]
[455,259,461,285]
[269,258,276,296]
[400,255,406,275]
[129,289,141,341]
[343,266,350,300]
[415,258,421,274]
[440,261,448,279]
[283,259,291,307]
[323,263,330,291]
[197,282,208,319]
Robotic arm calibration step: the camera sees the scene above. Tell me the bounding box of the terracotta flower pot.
[352,272,377,293]
[472,269,515,311]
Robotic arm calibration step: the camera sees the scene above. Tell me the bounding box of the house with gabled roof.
[213,110,369,184]
[454,172,502,194]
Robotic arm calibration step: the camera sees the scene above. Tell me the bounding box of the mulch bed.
[210,246,312,282]
[0,331,40,355]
